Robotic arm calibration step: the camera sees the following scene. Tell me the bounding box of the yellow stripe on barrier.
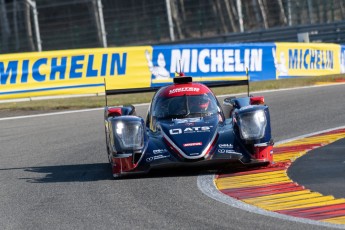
[216,171,287,185]
[261,196,338,211]
[217,170,286,181]
[242,190,312,203]
[216,177,291,190]
[263,199,345,212]
[245,192,324,206]
[277,133,345,147]
[323,216,345,225]
[273,152,306,162]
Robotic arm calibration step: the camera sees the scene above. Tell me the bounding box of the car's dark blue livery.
[104,76,273,178]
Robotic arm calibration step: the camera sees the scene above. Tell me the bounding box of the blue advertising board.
[148,43,276,87]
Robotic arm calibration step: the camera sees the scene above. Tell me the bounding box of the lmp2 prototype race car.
[104,74,273,178]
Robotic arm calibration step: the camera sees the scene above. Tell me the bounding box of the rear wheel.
[112,166,123,179]
[112,173,122,179]
[106,143,112,163]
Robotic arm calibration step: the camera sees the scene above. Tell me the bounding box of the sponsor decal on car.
[146,154,169,162]
[169,126,213,135]
[153,155,169,160]
[153,149,168,154]
[183,142,202,147]
[218,144,233,148]
[218,149,225,153]
[218,149,238,154]
[174,118,202,124]
[146,157,154,162]
[169,87,200,95]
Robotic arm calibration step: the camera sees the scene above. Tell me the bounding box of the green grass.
[1,74,344,112]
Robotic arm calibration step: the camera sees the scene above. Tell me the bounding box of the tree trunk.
[258,0,268,29]
[276,0,287,25]
[179,0,186,21]
[211,0,220,34]
[224,0,238,32]
[330,0,334,22]
[230,0,238,18]
[251,0,261,23]
[13,0,20,50]
[170,0,184,39]
[89,0,102,46]
[130,0,138,39]
[24,0,35,51]
[0,0,11,53]
[236,0,244,32]
[215,0,228,33]
[307,0,314,23]
[323,0,328,23]
[287,0,292,26]
[338,0,345,19]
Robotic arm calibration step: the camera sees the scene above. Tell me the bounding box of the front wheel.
[111,158,123,179]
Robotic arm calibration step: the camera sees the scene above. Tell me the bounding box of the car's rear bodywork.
[104,76,273,178]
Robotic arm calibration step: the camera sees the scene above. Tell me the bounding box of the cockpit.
[152,93,219,119]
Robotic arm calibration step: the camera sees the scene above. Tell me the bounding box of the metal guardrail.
[160,20,345,45]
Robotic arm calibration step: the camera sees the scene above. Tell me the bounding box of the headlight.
[238,110,267,140]
[113,119,144,151]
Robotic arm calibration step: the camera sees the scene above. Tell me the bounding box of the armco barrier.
[0,43,344,100]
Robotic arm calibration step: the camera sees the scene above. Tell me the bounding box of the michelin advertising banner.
[0,42,343,100]
[274,43,341,78]
[148,43,276,87]
[0,46,152,100]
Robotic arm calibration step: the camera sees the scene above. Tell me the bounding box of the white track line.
[197,126,345,229]
[0,108,102,121]
[0,103,151,121]
[219,81,345,98]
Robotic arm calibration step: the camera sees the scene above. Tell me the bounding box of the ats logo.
[169,126,213,135]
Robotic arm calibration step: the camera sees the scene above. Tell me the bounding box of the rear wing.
[104,68,250,102]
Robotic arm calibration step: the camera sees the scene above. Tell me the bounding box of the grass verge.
[1,74,345,112]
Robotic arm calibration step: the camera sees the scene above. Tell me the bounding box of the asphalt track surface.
[289,138,345,200]
[0,84,345,230]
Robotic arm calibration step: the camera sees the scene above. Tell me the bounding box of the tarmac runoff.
[198,126,345,229]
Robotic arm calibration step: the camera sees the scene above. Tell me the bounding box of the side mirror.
[223,97,236,119]
[223,97,236,106]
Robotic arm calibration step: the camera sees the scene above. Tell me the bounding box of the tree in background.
[2,0,345,53]
[0,0,11,52]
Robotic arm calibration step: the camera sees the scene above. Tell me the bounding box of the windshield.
[152,93,219,119]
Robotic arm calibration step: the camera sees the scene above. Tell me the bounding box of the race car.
[104,75,273,178]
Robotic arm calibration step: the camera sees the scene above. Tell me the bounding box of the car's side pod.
[104,107,146,177]
[224,95,274,164]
